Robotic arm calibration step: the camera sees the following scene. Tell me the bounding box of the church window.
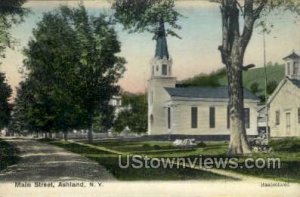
[209,107,215,128]
[150,115,154,125]
[244,108,250,129]
[167,107,171,129]
[162,64,167,75]
[227,106,230,129]
[191,107,198,128]
[298,108,300,124]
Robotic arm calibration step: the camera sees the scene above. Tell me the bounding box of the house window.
[167,107,171,129]
[287,63,290,75]
[150,91,153,104]
[162,64,167,75]
[298,108,300,124]
[191,107,198,128]
[227,106,230,129]
[276,110,280,125]
[244,108,250,129]
[209,107,215,128]
[294,62,299,75]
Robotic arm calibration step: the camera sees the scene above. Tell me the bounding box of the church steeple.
[150,20,172,78]
[155,20,169,59]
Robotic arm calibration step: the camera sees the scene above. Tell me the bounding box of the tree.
[217,0,300,155]
[0,0,28,59]
[0,72,12,129]
[112,0,300,155]
[114,94,147,133]
[22,6,126,141]
[267,80,278,95]
[250,82,259,95]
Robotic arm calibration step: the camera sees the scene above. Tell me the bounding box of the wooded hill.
[181,63,285,101]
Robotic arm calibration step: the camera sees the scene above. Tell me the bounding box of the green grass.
[40,138,300,182]
[89,139,300,183]
[40,139,233,181]
[0,139,20,171]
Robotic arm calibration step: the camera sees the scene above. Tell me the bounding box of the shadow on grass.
[0,140,21,171]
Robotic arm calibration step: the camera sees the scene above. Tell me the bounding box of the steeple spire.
[155,20,169,59]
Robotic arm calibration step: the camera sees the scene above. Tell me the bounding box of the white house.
[148,21,259,136]
[268,52,300,137]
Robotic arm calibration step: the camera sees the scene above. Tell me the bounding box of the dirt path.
[0,138,115,182]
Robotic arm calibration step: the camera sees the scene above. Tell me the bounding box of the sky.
[1,0,300,96]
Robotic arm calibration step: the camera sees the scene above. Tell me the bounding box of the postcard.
[0,0,299,196]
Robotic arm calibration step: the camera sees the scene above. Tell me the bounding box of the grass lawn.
[40,138,300,182]
[0,139,20,171]
[93,139,300,183]
[40,139,233,181]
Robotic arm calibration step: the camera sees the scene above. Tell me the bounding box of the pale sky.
[1,0,300,96]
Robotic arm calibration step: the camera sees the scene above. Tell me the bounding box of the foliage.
[0,72,12,129]
[114,93,147,133]
[12,6,125,136]
[0,0,28,60]
[267,80,278,95]
[181,68,226,87]
[112,0,182,38]
[250,82,259,95]
[269,138,300,152]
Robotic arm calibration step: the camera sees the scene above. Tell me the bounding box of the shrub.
[269,138,300,152]
[197,141,207,148]
[153,145,161,150]
[142,143,151,149]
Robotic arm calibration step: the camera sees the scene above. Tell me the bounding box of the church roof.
[165,87,259,101]
[155,20,169,59]
[283,52,300,60]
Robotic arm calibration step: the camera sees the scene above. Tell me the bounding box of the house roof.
[283,52,300,60]
[155,20,169,59]
[290,79,300,88]
[267,77,300,104]
[165,87,259,101]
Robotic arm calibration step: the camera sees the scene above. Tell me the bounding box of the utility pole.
[263,31,269,144]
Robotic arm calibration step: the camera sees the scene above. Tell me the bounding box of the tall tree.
[0,72,12,129]
[218,0,300,155]
[22,6,125,141]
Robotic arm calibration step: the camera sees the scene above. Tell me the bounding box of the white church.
[147,22,260,137]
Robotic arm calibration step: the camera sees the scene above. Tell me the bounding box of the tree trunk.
[49,131,52,139]
[219,0,260,155]
[44,131,48,139]
[227,46,251,155]
[55,132,59,139]
[63,131,68,142]
[88,128,93,143]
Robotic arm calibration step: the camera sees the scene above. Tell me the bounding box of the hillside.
[181,63,285,98]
